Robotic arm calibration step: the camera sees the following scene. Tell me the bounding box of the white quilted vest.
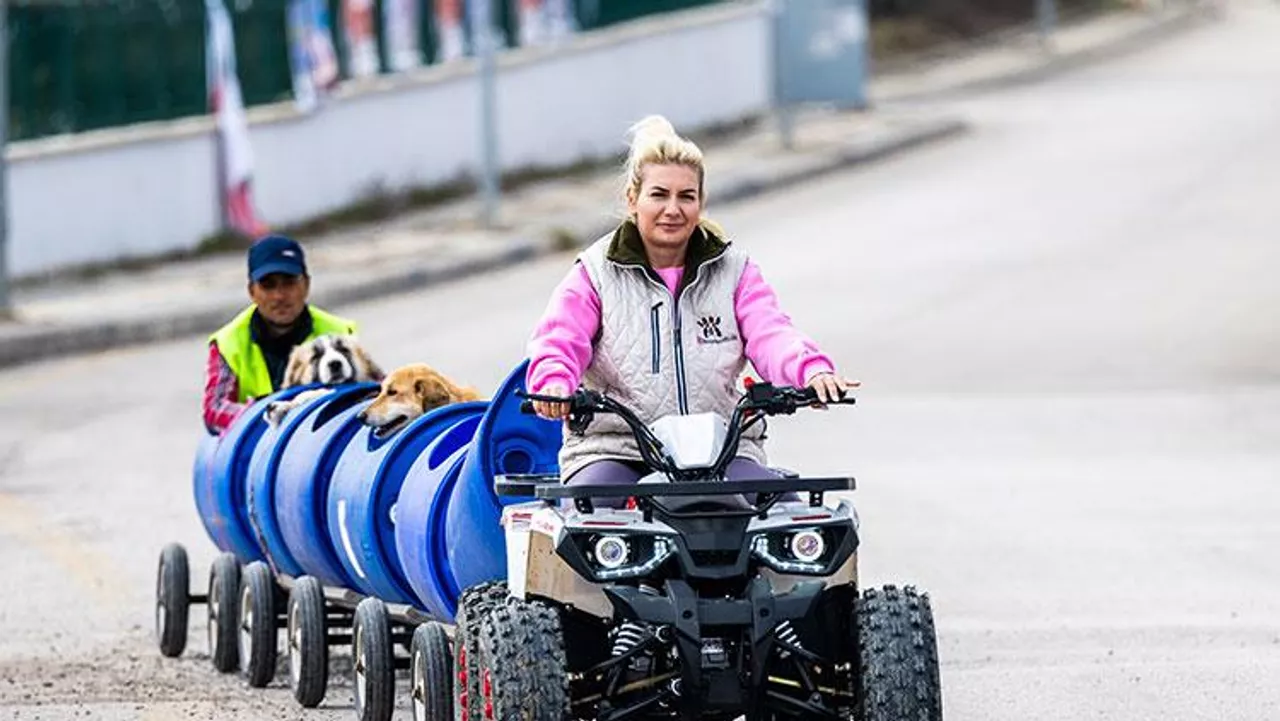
[557,228,767,480]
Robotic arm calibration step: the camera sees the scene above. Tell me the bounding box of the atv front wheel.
[855,585,942,721]
[453,582,507,721]
[477,598,569,721]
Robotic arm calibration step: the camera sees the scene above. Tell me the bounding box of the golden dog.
[357,363,481,435]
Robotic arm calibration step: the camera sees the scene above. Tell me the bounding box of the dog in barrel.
[264,334,384,425]
[357,363,482,436]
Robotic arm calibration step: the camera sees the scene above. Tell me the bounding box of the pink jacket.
[527,260,836,395]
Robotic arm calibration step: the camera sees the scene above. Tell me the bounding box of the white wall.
[6,1,769,278]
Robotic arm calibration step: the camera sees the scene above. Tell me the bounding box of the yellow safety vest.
[210,305,358,402]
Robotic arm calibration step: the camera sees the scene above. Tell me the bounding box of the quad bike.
[454,381,943,721]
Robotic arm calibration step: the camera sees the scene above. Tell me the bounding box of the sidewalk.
[0,1,1209,370]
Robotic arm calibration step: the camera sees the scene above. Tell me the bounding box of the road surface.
[2,3,1278,718]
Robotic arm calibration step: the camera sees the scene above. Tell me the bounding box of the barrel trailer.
[153,361,943,721]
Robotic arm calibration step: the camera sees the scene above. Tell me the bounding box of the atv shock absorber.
[611,622,648,657]
[775,620,804,657]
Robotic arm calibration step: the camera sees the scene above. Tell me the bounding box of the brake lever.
[567,408,594,434]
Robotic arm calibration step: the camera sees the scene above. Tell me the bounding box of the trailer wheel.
[288,575,329,707]
[207,553,240,673]
[353,597,394,721]
[238,561,279,688]
[454,582,507,721]
[155,542,190,658]
[411,621,453,721]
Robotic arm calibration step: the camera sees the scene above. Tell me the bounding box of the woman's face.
[628,163,702,264]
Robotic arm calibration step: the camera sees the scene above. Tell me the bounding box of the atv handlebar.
[517,381,854,482]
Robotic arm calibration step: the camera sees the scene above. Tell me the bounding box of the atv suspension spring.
[775,621,804,656]
[611,622,648,657]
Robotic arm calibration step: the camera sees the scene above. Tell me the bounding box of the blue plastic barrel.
[446,360,561,593]
[274,386,379,587]
[394,413,485,621]
[245,383,378,578]
[194,385,316,563]
[191,432,221,552]
[328,401,489,605]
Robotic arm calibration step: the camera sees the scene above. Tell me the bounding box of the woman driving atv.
[526,114,857,491]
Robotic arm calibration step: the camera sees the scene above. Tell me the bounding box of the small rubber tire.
[287,575,328,707]
[855,584,943,721]
[353,597,395,721]
[207,553,241,673]
[478,598,568,721]
[238,560,278,688]
[411,621,453,721]
[454,582,508,721]
[155,542,190,658]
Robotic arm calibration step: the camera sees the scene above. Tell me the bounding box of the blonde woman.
[526,115,857,490]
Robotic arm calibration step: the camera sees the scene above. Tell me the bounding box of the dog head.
[358,363,481,436]
[283,334,383,387]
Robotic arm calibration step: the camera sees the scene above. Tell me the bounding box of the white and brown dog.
[357,363,482,436]
[264,334,384,425]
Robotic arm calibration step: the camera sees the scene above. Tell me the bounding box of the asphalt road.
[2,2,1279,719]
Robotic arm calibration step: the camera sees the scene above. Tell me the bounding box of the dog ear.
[353,345,385,382]
[284,344,314,387]
[415,378,453,412]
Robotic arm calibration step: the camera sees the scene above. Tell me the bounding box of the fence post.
[467,0,500,228]
[0,0,11,318]
[1037,0,1057,49]
[770,0,795,150]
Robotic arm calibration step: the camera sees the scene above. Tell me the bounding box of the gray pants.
[564,457,795,508]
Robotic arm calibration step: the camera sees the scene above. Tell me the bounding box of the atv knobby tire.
[477,598,569,721]
[855,585,943,721]
[453,582,508,721]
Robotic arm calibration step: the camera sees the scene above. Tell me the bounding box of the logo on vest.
[695,315,739,345]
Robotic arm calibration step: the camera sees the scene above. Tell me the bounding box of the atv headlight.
[573,534,675,581]
[790,529,825,563]
[593,535,630,569]
[752,527,834,574]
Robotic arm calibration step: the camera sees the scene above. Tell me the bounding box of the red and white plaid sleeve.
[203,342,249,435]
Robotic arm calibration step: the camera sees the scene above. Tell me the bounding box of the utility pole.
[770,0,795,150]
[1037,0,1057,50]
[0,0,11,318]
[467,0,500,228]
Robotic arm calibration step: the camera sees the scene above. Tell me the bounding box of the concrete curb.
[0,117,966,371]
[875,2,1210,102]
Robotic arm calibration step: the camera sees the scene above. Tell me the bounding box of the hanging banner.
[543,0,576,42]
[515,0,575,46]
[206,0,268,238]
[288,0,340,111]
[287,0,341,112]
[383,0,422,71]
[433,0,466,62]
[343,0,380,77]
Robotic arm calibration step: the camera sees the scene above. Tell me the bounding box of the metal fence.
[6,0,728,142]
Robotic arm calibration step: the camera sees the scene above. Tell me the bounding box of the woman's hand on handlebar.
[531,383,573,420]
[806,372,860,406]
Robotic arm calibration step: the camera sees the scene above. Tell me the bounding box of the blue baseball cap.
[248,235,308,282]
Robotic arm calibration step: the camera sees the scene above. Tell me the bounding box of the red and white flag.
[206,0,269,238]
